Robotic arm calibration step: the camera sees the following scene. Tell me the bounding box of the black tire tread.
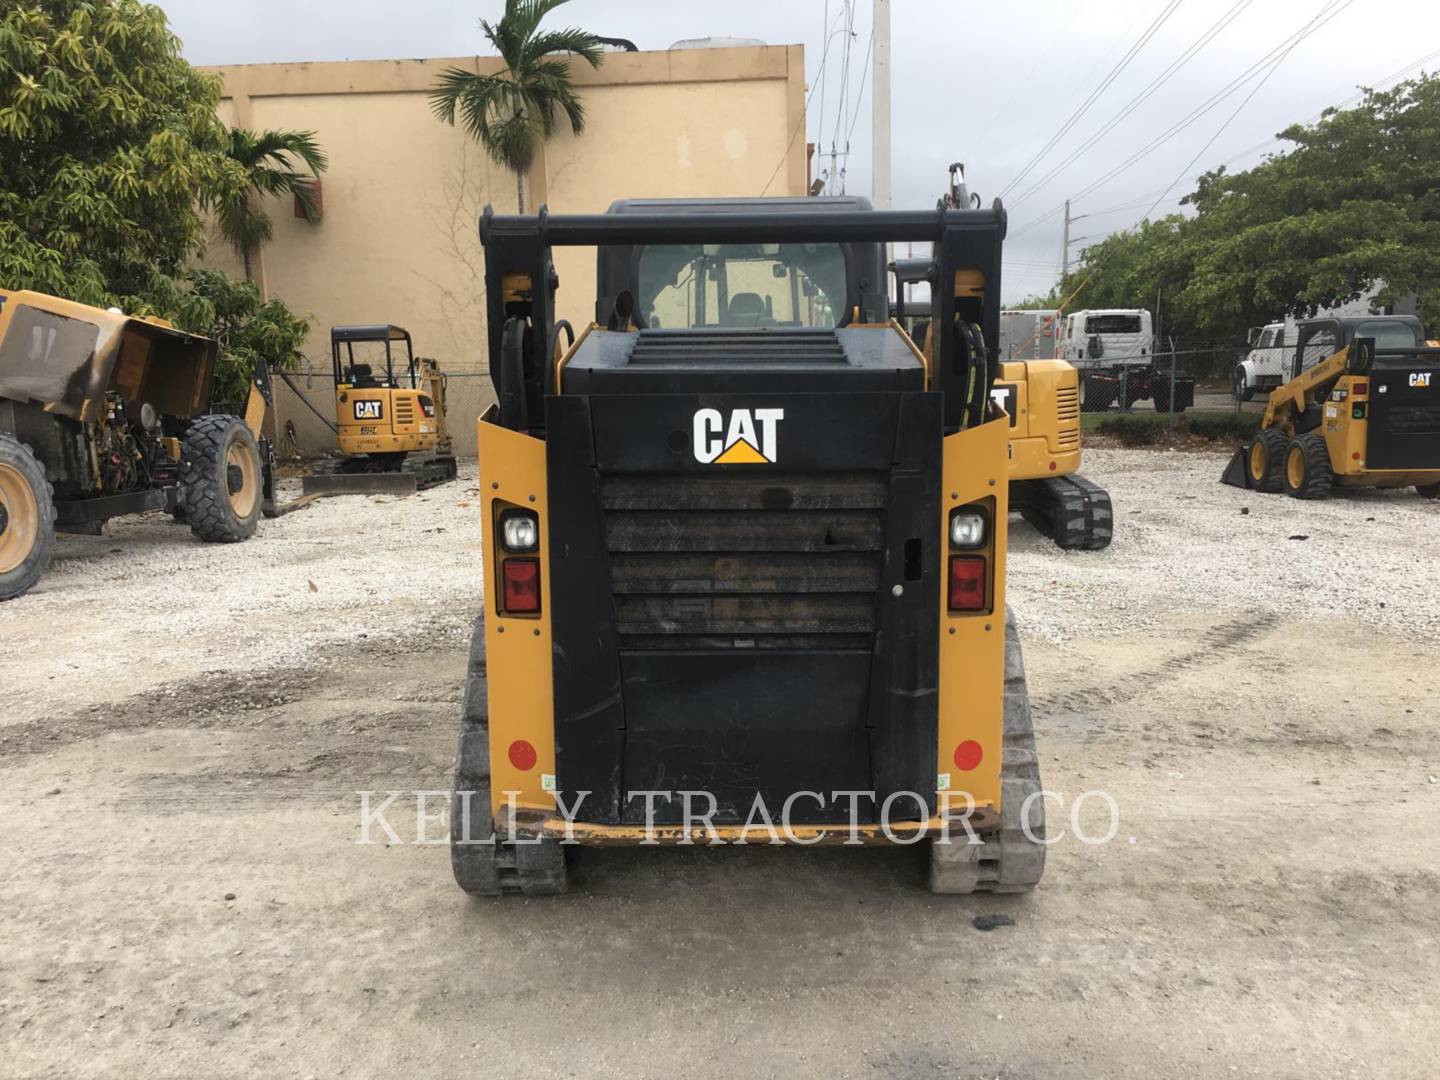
[1283,432,1334,500]
[181,415,261,543]
[1250,429,1289,493]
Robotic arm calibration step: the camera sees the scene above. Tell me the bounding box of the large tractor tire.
[1283,432,1334,500]
[929,610,1046,894]
[0,435,56,601]
[180,415,262,543]
[1246,429,1289,493]
[450,615,568,897]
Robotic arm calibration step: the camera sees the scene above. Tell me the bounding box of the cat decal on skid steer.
[692,407,784,465]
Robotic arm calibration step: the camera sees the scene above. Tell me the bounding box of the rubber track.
[450,614,567,897]
[929,610,1046,893]
[181,415,258,543]
[1014,473,1113,550]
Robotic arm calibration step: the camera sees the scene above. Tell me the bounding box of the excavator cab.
[305,325,457,494]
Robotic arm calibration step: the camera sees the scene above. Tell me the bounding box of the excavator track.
[929,610,1046,893]
[1012,473,1113,550]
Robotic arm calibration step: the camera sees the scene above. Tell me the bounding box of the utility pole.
[1060,201,1089,283]
[1061,198,1071,281]
[872,0,891,211]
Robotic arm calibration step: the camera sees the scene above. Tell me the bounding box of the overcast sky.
[164,0,1440,302]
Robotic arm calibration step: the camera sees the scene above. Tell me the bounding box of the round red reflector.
[1049,461,1058,472]
[1352,452,1361,460]
[508,739,537,771]
[954,740,984,771]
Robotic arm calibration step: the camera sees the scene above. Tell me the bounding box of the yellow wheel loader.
[893,259,1112,549]
[300,324,457,495]
[1221,314,1440,498]
[0,289,276,601]
[450,197,1047,896]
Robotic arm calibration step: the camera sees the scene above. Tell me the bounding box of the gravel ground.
[2,448,1438,1078]
[1009,447,1440,643]
[0,466,485,728]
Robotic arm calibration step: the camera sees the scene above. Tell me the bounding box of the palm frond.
[523,27,602,69]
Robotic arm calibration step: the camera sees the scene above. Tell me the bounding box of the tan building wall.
[201,46,807,455]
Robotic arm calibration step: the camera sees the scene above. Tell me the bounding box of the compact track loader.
[301,324,457,495]
[0,289,276,601]
[451,198,1047,896]
[1222,314,1440,499]
[893,258,1112,550]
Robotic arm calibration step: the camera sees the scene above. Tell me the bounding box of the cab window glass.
[638,244,846,330]
[1353,320,1419,350]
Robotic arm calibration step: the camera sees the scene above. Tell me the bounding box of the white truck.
[1233,321,1289,401]
[1055,308,1193,412]
[999,309,1060,361]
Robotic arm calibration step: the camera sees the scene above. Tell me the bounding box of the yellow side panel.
[997,360,1082,480]
[336,387,437,455]
[477,413,554,815]
[937,417,1008,813]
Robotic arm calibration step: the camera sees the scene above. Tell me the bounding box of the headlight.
[950,509,986,549]
[500,511,539,552]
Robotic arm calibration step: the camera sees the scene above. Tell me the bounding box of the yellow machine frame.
[330,325,447,459]
[1252,342,1440,490]
[476,323,1012,843]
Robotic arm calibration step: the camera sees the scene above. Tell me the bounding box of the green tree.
[429,0,602,212]
[143,269,311,409]
[1063,72,1440,342]
[218,127,328,282]
[0,1,241,304]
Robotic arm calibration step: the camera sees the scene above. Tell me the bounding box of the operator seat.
[725,293,766,328]
[347,364,381,388]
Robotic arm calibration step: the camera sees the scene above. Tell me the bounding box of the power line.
[759,1,847,196]
[1008,0,1256,209]
[1010,41,1439,243]
[973,0,1092,159]
[997,0,1187,200]
[843,28,876,148]
[1064,0,1354,206]
[1139,0,1342,220]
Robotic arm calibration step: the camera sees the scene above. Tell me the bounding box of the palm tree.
[219,128,329,281]
[429,0,602,213]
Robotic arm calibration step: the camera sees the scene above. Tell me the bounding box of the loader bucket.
[1220,445,1252,488]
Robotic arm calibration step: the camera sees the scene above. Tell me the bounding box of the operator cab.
[332,325,422,390]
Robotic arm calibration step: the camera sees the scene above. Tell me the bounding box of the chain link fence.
[1070,340,1274,423]
[271,364,495,459]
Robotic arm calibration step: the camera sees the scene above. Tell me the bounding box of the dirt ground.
[2,451,1438,1079]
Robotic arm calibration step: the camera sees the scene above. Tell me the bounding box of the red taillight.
[1352,381,1368,397]
[948,556,987,612]
[502,557,541,614]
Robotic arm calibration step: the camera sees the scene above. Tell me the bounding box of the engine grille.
[394,398,415,426]
[600,471,885,650]
[1386,404,1440,436]
[1056,385,1081,422]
